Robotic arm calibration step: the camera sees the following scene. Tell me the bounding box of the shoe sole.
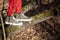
[5,22,23,26]
[13,17,33,21]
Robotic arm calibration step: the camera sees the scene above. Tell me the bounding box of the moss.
[6,26,21,33]
[32,9,53,20]
[22,3,31,11]
[22,1,36,11]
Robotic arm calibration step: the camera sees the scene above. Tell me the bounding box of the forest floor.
[0,0,60,40]
[7,15,60,40]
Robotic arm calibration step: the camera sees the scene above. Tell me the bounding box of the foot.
[5,16,23,26]
[16,13,33,21]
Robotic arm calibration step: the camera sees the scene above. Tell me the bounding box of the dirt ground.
[6,16,60,40]
[0,0,60,40]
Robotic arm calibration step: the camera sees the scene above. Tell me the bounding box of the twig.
[0,0,6,40]
[0,11,6,40]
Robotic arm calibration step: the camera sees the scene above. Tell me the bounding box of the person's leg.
[16,0,22,13]
[5,0,23,26]
[8,0,14,16]
[16,0,33,21]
